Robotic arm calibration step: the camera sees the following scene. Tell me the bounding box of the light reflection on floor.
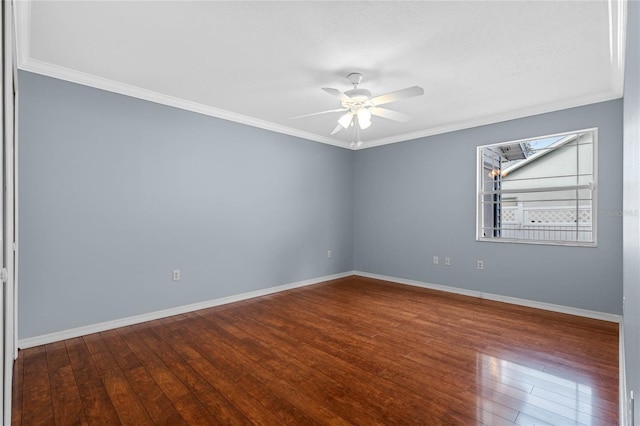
[476,354,596,425]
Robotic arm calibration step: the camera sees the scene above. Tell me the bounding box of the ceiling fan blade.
[322,87,352,102]
[369,107,412,122]
[330,123,344,135]
[370,86,424,106]
[289,108,347,119]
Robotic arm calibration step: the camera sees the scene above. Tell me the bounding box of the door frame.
[2,0,18,423]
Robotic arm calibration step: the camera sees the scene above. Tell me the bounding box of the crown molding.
[12,1,351,148]
[12,0,626,152]
[12,0,30,68]
[356,89,622,150]
[21,56,622,153]
[20,58,353,149]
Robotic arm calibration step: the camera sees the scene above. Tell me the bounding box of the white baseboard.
[17,271,355,349]
[19,270,622,349]
[354,271,623,323]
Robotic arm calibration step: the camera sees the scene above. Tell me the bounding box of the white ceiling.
[15,1,627,150]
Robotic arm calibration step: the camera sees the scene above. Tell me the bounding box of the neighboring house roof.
[501,134,577,177]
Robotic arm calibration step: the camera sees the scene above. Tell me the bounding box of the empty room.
[1,0,639,425]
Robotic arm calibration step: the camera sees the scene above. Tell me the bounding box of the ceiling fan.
[292,73,424,147]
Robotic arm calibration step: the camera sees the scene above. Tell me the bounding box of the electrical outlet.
[477,260,484,270]
[327,250,332,258]
[172,269,181,281]
[433,256,439,265]
[445,257,451,266]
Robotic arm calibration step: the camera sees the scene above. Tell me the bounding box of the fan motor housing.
[344,88,372,102]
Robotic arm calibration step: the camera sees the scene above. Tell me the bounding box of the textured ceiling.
[15,1,627,149]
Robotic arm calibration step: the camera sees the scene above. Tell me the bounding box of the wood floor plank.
[145,359,218,426]
[100,367,155,425]
[11,348,24,425]
[100,329,144,371]
[64,337,121,425]
[100,326,190,423]
[246,291,506,423]
[191,311,388,424]
[83,333,155,425]
[45,342,87,424]
[136,322,289,425]
[170,313,326,425]
[123,364,188,425]
[21,346,55,425]
[240,327,462,423]
[193,310,387,425]
[118,326,252,425]
[13,276,619,425]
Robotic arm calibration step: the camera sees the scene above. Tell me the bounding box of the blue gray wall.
[18,71,354,339]
[19,71,624,342]
[354,100,623,314]
[623,0,640,421]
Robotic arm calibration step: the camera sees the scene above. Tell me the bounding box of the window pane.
[477,129,596,246]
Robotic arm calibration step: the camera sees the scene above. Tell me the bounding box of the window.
[477,129,597,246]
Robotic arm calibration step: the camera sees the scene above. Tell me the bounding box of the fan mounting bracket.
[347,72,363,87]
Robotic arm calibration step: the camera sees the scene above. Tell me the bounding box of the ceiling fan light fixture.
[358,118,371,130]
[357,108,372,129]
[338,112,353,129]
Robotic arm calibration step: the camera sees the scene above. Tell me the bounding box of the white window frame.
[476,128,598,247]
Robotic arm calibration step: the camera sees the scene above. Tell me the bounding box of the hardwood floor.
[12,276,619,425]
